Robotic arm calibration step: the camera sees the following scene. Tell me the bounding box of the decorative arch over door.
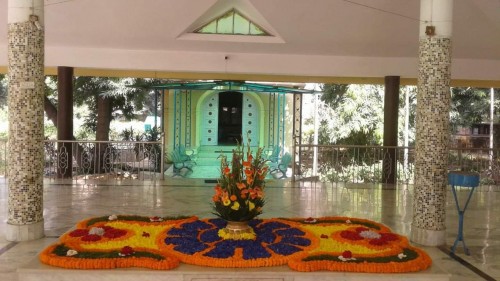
[199,91,260,146]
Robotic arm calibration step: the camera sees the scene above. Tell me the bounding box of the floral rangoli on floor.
[40,215,432,273]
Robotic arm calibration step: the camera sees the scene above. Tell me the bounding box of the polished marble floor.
[0,179,499,280]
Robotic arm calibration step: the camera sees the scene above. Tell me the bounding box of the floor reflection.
[0,180,499,281]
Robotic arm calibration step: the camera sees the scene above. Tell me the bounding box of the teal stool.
[448,171,480,255]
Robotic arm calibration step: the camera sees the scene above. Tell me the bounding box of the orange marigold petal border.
[39,243,180,270]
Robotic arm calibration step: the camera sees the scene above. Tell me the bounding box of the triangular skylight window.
[194,9,270,36]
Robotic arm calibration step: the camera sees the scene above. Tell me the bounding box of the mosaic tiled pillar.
[6,0,45,241]
[411,0,453,246]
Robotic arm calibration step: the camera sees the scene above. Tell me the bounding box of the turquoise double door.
[201,92,259,146]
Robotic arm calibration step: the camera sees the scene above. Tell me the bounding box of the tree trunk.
[44,96,88,171]
[44,96,57,127]
[96,95,113,173]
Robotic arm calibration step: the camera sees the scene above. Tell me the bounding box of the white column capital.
[8,0,44,24]
[420,0,453,38]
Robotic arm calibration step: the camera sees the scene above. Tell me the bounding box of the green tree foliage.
[304,84,417,147]
[42,75,167,140]
[450,87,492,133]
[306,84,419,181]
[74,77,137,132]
[38,76,166,173]
[320,84,349,109]
[66,76,166,139]
[318,84,383,145]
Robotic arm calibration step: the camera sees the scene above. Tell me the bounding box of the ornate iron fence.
[296,145,500,186]
[0,139,165,184]
[42,139,164,183]
[0,139,163,183]
[0,139,498,186]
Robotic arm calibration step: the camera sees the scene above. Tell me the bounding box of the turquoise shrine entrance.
[141,81,318,179]
[201,91,260,146]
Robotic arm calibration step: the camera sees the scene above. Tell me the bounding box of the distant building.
[453,123,499,148]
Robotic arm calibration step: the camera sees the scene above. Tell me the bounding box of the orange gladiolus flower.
[257,167,268,178]
[223,167,231,175]
[254,187,264,198]
[214,185,223,195]
[236,182,246,190]
[212,195,220,202]
[244,168,253,176]
[247,176,254,186]
[230,195,237,201]
[249,189,257,199]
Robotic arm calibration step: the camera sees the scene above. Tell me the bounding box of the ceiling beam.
[1,66,499,87]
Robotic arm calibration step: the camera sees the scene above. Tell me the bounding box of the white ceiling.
[1,0,499,82]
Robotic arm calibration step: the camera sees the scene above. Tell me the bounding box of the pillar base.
[410,225,445,246]
[5,220,44,241]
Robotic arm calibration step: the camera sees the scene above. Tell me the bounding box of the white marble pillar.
[411,0,453,246]
[6,0,45,241]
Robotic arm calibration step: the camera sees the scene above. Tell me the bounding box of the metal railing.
[296,145,500,186]
[44,139,164,183]
[0,139,498,186]
[0,139,164,184]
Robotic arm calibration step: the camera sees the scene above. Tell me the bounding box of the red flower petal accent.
[69,229,88,237]
[368,232,399,245]
[380,233,398,241]
[103,228,127,238]
[120,246,134,256]
[320,234,329,239]
[142,231,150,237]
[342,250,353,259]
[369,238,387,245]
[81,234,102,242]
[340,230,363,240]
[355,227,369,233]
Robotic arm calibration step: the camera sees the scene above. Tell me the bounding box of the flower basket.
[212,143,268,224]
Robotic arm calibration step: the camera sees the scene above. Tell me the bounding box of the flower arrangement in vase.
[212,142,268,239]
